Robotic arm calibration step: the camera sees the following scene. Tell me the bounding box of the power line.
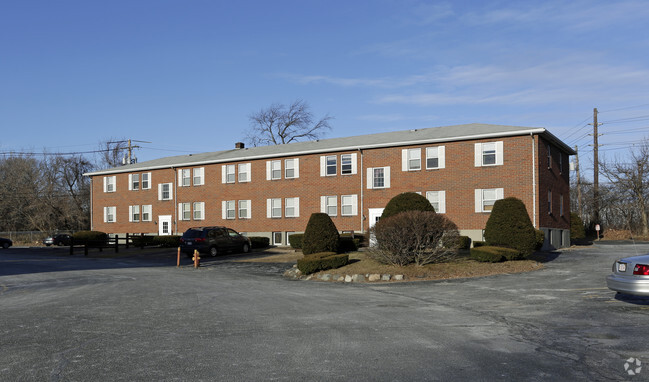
[599,103,649,113]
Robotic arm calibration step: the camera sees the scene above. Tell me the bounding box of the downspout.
[359,148,364,234]
[531,133,537,228]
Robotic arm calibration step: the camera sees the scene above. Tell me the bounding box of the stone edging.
[283,265,406,283]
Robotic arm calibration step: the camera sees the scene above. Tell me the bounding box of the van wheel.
[242,243,250,253]
[209,246,218,257]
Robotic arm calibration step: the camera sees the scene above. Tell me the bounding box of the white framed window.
[129,174,140,191]
[272,232,283,246]
[426,146,445,169]
[548,189,553,215]
[238,200,251,219]
[129,205,140,222]
[141,173,151,190]
[267,160,281,180]
[158,183,173,200]
[402,148,421,171]
[104,206,116,223]
[286,232,295,246]
[475,188,504,212]
[341,195,358,216]
[285,197,299,218]
[179,169,191,187]
[238,163,251,183]
[285,158,299,179]
[321,196,337,216]
[193,168,204,186]
[103,176,116,193]
[367,167,391,189]
[340,154,357,175]
[142,205,152,222]
[222,200,236,220]
[475,142,504,167]
[426,191,446,213]
[193,202,205,220]
[267,198,282,218]
[179,202,191,221]
[222,165,236,184]
[321,155,337,176]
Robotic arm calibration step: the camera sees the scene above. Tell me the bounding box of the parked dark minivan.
[180,226,251,257]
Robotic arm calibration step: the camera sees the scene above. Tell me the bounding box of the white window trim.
[426,191,446,214]
[128,174,140,191]
[285,158,300,179]
[402,148,422,171]
[474,188,504,213]
[179,169,191,187]
[340,153,358,175]
[341,194,358,216]
[238,163,251,183]
[267,198,282,218]
[222,200,236,220]
[179,202,191,221]
[426,146,446,170]
[320,195,337,216]
[474,141,504,167]
[238,200,251,219]
[193,168,205,186]
[103,206,116,223]
[193,202,205,220]
[158,183,173,201]
[366,167,391,189]
[141,172,151,190]
[103,176,116,193]
[142,205,152,222]
[285,197,300,218]
[320,155,337,176]
[129,205,140,222]
[267,160,282,180]
[222,165,236,184]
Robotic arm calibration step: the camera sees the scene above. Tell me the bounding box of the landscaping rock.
[381,274,391,281]
[352,274,365,282]
[393,275,405,281]
[344,275,353,283]
[321,274,332,281]
[368,274,381,282]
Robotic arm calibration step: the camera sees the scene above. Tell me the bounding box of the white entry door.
[368,208,384,246]
[158,215,172,236]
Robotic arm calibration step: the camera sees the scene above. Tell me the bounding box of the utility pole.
[574,145,582,218]
[590,108,602,225]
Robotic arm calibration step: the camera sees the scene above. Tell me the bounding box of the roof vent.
[235,142,245,149]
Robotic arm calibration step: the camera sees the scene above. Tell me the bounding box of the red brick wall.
[91,133,571,236]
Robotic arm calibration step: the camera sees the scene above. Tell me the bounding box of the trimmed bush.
[570,212,586,241]
[457,236,472,250]
[381,192,435,220]
[484,197,536,259]
[289,233,304,249]
[338,234,359,253]
[535,229,545,250]
[249,236,270,249]
[73,231,108,247]
[302,213,340,255]
[297,252,349,275]
[473,241,487,247]
[470,246,520,263]
[371,210,460,266]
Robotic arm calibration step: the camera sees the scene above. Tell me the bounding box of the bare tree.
[600,139,649,236]
[99,139,129,168]
[244,100,332,146]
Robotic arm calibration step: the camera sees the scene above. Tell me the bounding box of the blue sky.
[2,0,648,175]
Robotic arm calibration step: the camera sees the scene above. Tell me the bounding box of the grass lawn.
[237,248,543,281]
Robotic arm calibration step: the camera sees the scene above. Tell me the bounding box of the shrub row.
[457,236,471,250]
[470,246,521,262]
[290,233,361,252]
[249,236,270,249]
[297,252,349,275]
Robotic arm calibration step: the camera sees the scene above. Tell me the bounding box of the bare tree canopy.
[244,100,332,146]
[99,138,129,168]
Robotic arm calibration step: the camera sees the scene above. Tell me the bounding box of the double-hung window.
[325,156,337,176]
[223,165,236,183]
[193,168,204,186]
[285,159,299,179]
[130,174,140,190]
[238,163,251,182]
[285,197,299,218]
[475,188,504,212]
[222,200,236,219]
[141,173,151,189]
[180,169,191,187]
[193,202,205,220]
[426,146,445,169]
[179,203,191,221]
[426,191,446,213]
[142,205,152,221]
[475,142,503,166]
[238,200,251,219]
[367,167,390,189]
[104,176,116,193]
[270,160,281,180]
[341,154,353,175]
[268,198,282,218]
[402,148,421,171]
[158,183,173,200]
[104,206,116,223]
[129,205,140,222]
[341,195,358,216]
[321,196,337,216]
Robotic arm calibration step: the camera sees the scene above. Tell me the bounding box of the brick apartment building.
[85,123,575,249]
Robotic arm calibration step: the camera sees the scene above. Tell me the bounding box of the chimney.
[235,142,245,149]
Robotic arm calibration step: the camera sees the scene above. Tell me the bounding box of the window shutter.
[384,167,391,188]
[294,159,300,178]
[474,143,482,167]
[157,184,162,200]
[245,200,252,219]
[266,199,272,218]
[128,174,133,191]
[294,198,300,217]
[266,161,271,180]
[103,207,108,222]
[367,168,373,189]
[145,172,152,189]
[320,196,326,213]
[475,189,483,212]
[350,153,357,174]
[438,146,446,169]
[438,191,446,214]
[496,188,504,200]
[129,206,133,222]
[401,149,408,171]
[103,177,107,192]
[320,156,326,176]
[221,165,227,184]
[221,201,227,220]
[198,202,205,220]
[351,194,358,216]
[178,170,183,186]
[495,141,504,165]
[168,185,173,200]
[178,204,183,220]
[245,163,252,182]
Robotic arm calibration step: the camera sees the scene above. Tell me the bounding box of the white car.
[607,254,649,296]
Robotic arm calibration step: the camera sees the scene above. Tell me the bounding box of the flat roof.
[85,123,575,176]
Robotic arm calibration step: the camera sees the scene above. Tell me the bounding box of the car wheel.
[2,243,9,249]
[209,246,218,257]
[242,243,250,253]
[57,241,64,246]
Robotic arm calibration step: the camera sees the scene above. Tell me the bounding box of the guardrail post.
[114,234,119,253]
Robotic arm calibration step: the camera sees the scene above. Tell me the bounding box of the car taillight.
[633,264,649,275]
[194,238,205,243]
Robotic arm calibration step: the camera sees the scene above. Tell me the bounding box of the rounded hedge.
[381,192,435,220]
[484,197,536,258]
[570,212,586,240]
[302,213,340,255]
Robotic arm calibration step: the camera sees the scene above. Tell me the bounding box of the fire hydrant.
[193,249,200,268]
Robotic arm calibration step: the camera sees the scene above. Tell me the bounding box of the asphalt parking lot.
[1,243,648,381]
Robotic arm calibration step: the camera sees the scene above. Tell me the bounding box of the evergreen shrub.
[338,234,359,253]
[289,234,304,249]
[535,229,545,250]
[484,197,536,259]
[297,252,349,275]
[457,236,472,250]
[302,213,340,255]
[381,192,435,220]
[470,246,519,263]
[570,212,586,241]
[249,236,270,249]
